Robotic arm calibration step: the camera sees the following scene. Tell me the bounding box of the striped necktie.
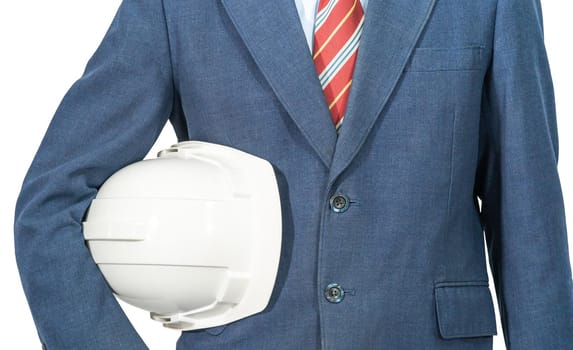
[312,0,365,132]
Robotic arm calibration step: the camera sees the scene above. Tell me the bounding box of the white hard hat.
[82,141,282,331]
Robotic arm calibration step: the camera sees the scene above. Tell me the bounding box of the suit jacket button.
[329,193,350,213]
[325,283,345,303]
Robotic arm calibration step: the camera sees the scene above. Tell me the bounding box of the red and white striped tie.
[312,0,365,132]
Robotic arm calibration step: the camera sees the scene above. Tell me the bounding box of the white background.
[1,1,572,349]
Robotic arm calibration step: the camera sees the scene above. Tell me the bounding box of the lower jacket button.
[325,283,345,303]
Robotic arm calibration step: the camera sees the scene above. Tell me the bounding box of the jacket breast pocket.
[403,46,484,72]
[434,280,498,339]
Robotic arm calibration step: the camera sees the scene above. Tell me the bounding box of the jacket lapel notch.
[221,0,337,168]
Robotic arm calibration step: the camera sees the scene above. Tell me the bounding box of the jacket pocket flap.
[434,281,498,339]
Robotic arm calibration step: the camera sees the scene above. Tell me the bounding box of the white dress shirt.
[294,0,369,53]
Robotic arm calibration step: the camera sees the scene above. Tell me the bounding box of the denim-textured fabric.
[14,0,573,349]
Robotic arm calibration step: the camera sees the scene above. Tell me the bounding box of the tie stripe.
[314,0,340,30]
[313,0,359,58]
[312,0,364,131]
[324,50,359,124]
[317,17,364,86]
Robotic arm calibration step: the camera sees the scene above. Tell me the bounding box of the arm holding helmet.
[14,0,175,348]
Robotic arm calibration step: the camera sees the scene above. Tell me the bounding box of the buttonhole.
[344,288,356,296]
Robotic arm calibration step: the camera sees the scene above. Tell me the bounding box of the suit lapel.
[328,0,437,184]
[221,0,337,167]
[221,0,437,176]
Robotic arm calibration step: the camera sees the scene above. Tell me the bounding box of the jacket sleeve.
[475,0,573,348]
[14,0,175,348]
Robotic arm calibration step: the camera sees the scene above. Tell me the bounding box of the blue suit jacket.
[14,0,573,349]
